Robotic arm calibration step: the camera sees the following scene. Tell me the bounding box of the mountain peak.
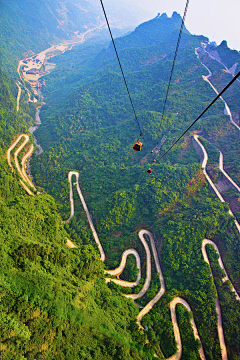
[172,11,182,19]
[106,10,190,55]
[154,11,182,22]
[159,13,168,19]
[219,40,228,49]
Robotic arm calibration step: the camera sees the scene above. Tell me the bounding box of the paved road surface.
[218,150,240,192]
[65,168,240,359]
[204,48,240,84]
[21,144,36,189]
[67,171,105,262]
[202,239,240,301]
[137,230,165,325]
[7,134,36,195]
[168,297,206,360]
[105,249,141,287]
[66,172,206,359]
[16,82,22,112]
[195,47,240,132]
[193,135,240,233]
[202,240,227,360]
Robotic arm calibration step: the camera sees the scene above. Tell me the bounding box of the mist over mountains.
[0,0,148,71]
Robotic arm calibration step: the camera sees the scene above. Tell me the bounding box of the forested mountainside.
[0,45,154,360]
[0,0,143,73]
[1,5,240,360]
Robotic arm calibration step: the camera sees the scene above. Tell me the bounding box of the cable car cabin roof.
[133,141,143,152]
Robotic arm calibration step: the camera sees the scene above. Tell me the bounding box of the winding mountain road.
[204,48,240,84]
[168,297,206,360]
[8,41,238,359]
[193,135,224,201]
[67,171,105,261]
[21,144,35,188]
[218,150,240,193]
[137,230,165,325]
[195,47,240,132]
[202,239,239,360]
[16,82,22,112]
[105,249,141,287]
[193,134,240,233]
[66,171,207,360]
[202,239,240,301]
[7,134,36,195]
[124,230,151,300]
[16,23,105,113]
[66,167,240,359]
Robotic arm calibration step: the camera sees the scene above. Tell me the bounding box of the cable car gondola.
[133,141,143,152]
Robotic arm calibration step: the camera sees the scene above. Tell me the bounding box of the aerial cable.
[159,0,190,132]
[99,0,144,139]
[158,70,240,161]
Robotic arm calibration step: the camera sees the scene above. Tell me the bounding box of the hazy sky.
[122,0,240,51]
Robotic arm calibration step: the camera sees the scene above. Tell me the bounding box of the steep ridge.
[96,12,189,64]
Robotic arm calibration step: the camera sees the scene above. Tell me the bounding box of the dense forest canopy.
[1,2,240,359]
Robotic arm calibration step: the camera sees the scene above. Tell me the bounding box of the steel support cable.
[159,0,190,132]
[99,0,144,138]
[158,70,240,161]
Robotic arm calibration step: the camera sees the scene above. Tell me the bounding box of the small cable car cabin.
[147,168,152,174]
[133,141,143,152]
